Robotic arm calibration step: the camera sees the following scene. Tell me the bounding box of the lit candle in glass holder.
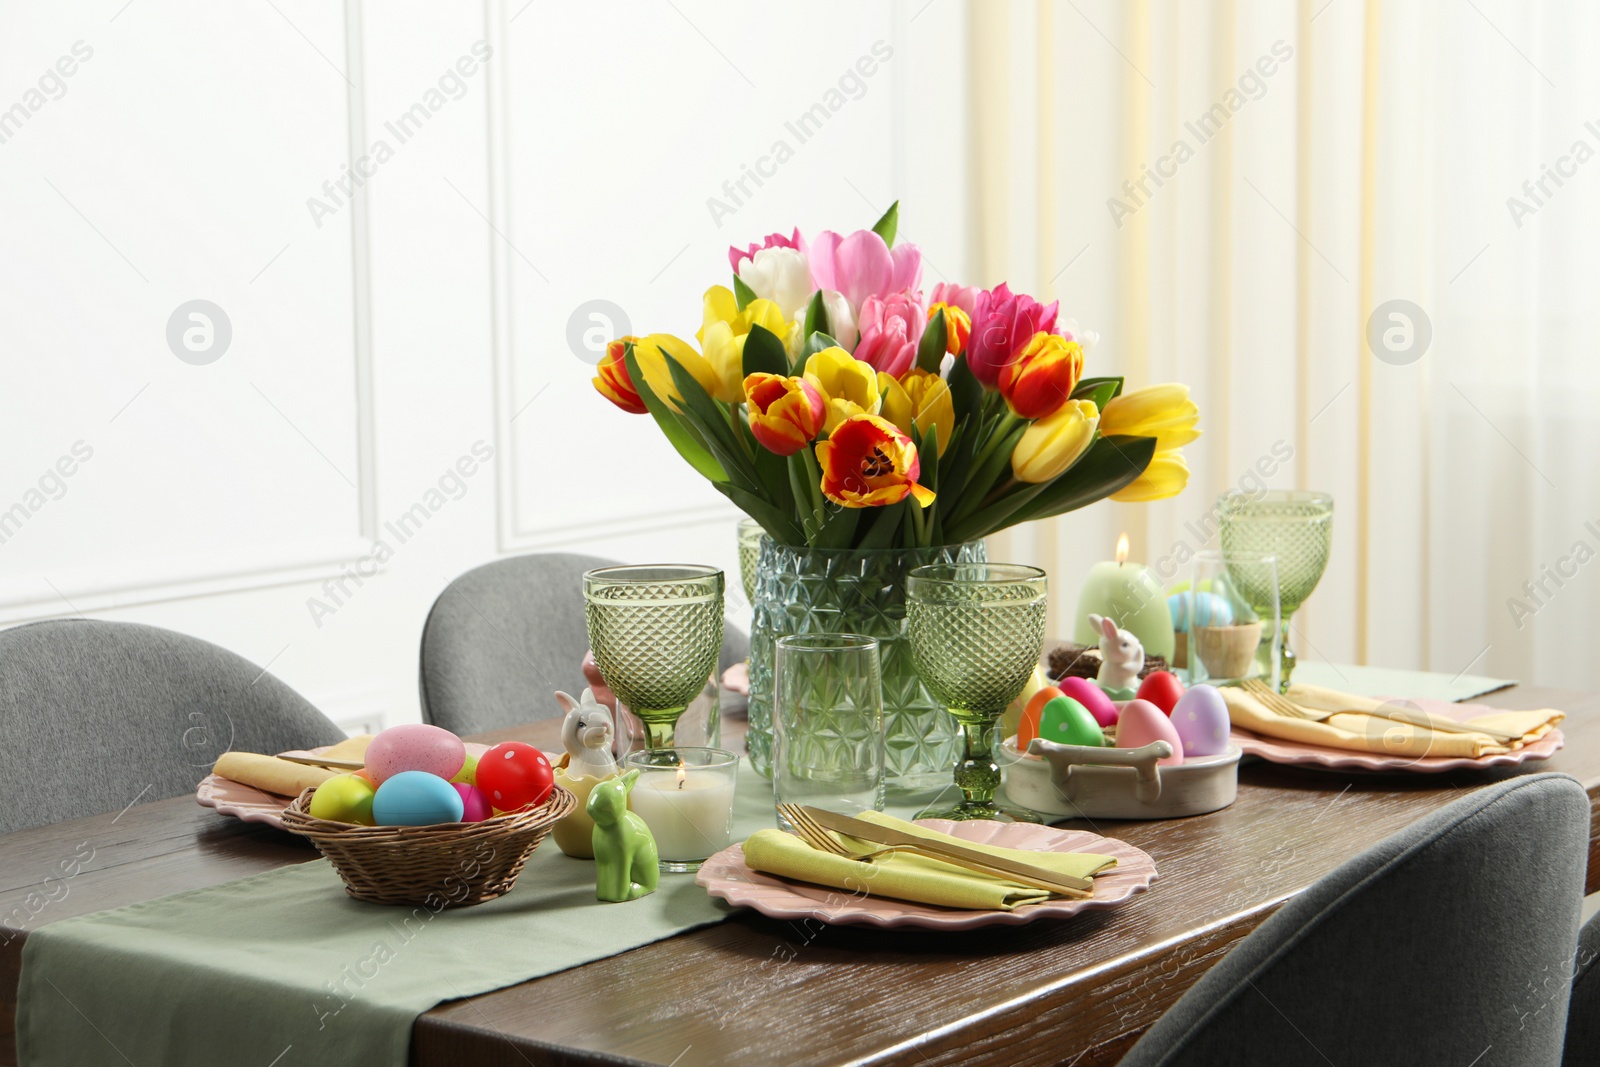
[622,748,738,873]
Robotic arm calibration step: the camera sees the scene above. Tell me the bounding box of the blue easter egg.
[1172,591,1234,631]
[372,770,465,827]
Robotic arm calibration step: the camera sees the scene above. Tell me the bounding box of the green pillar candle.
[1071,541,1175,662]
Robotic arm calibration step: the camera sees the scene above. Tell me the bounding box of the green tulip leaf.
[947,354,983,420]
[917,307,947,374]
[742,322,790,380]
[733,275,758,310]
[1072,376,1123,409]
[1011,434,1157,524]
[803,289,831,341]
[624,348,727,484]
[802,331,842,360]
[871,200,899,248]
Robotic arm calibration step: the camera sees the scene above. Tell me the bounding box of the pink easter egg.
[364,723,466,784]
[1114,698,1185,766]
[452,782,493,823]
[1060,675,1119,727]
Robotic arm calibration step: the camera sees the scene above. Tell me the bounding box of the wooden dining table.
[3,681,1596,1067]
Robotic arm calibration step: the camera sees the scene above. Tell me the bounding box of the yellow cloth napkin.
[212,752,338,798]
[319,734,373,763]
[741,811,1117,911]
[1220,684,1563,759]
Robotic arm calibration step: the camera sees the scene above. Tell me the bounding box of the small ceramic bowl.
[1001,735,1240,820]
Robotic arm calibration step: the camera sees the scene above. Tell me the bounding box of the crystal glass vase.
[747,539,986,794]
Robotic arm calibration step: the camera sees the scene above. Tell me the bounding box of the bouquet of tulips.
[593,203,1199,549]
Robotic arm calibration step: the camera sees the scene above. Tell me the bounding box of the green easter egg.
[1037,696,1106,747]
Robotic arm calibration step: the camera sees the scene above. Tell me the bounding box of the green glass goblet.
[1217,490,1334,691]
[584,565,724,750]
[906,563,1047,823]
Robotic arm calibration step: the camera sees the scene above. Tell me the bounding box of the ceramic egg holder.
[551,688,622,859]
[1005,625,1240,819]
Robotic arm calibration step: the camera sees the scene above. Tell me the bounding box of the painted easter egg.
[476,742,554,812]
[1135,671,1185,715]
[307,773,377,825]
[452,782,493,823]
[1171,684,1231,758]
[365,723,466,784]
[372,771,465,826]
[1060,675,1119,727]
[1169,591,1234,631]
[1017,686,1066,748]
[450,751,480,786]
[1035,696,1107,748]
[1115,699,1184,765]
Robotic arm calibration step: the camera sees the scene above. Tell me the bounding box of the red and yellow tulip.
[998,331,1083,419]
[816,413,935,509]
[593,337,647,414]
[744,373,826,456]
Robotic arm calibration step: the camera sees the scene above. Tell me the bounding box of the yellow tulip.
[1011,399,1099,483]
[1099,383,1201,452]
[696,288,799,403]
[877,369,954,456]
[633,333,720,412]
[1112,451,1191,502]
[803,346,881,432]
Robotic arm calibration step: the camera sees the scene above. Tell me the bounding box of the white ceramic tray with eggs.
[1001,684,1240,820]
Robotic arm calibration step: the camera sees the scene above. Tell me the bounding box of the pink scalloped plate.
[694,819,1157,929]
[1231,695,1564,773]
[196,742,505,830]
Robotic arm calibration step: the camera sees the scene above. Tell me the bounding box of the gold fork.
[1239,678,1520,743]
[776,804,1091,899]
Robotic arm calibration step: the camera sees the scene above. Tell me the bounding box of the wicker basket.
[281,784,577,907]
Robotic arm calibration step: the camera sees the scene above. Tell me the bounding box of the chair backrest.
[418,552,749,736]
[1122,772,1590,1067]
[1564,910,1600,1066]
[0,619,345,834]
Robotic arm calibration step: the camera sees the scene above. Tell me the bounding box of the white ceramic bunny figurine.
[1089,613,1144,699]
[556,688,618,780]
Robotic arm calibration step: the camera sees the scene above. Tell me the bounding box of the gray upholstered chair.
[418,552,750,736]
[1564,910,1600,1066]
[1122,772,1589,1067]
[0,619,345,834]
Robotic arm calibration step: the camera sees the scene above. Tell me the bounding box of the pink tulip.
[807,229,922,317]
[729,228,804,273]
[854,288,927,378]
[930,282,983,319]
[966,282,1059,388]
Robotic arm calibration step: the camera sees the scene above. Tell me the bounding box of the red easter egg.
[1018,686,1066,749]
[475,742,554,812]
[1135,671,1185,715]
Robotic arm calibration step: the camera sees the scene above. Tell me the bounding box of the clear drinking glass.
[1186,550,1281,689]
[906,563,1047,823]
[1217,490,1333,690]
[772,634,885,830]
[584,565,724,749]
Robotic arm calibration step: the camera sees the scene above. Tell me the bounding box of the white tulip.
[737,247,813,323]
[819,289,858,351]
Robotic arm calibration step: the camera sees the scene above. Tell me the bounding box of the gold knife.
[799,807,1094,898]
[277,754,366,770]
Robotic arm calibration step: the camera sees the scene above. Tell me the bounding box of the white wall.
[0,0,966,731]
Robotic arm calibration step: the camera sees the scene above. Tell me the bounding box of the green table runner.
[1293,661,1515,703]
[17,760,928,1067]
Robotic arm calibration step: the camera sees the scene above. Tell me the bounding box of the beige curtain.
[965,0,1600,689]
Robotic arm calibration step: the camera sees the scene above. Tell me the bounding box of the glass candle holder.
[1186,549,1281,689]
[622,747,739,873]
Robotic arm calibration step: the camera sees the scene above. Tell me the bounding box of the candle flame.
[1116,533,1129,565]
[676,761,687,790]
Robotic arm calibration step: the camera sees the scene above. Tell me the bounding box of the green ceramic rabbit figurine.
[587,769,659,902]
